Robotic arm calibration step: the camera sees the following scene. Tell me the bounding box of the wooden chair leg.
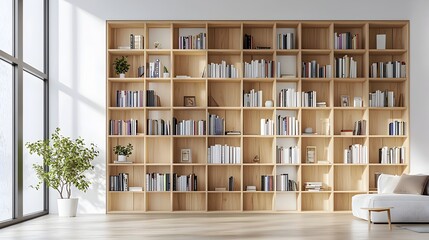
[368,210,371,229]
[387,209,392,230]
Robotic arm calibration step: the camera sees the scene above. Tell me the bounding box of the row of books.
[305,182,323,192]
[109,119,138,135]
[243,34,254,49]
[244,59,275,78]
[243,89,263,107]
[207,144,241,164]
[343,144,368,164]
[389,120,406,135]
[146,173,170,191]
[276,146,300,164]
[116,90,144,107]
[207,61,239,78]
[353,120,366,135]
[109,173,129,191]
[260,119,275,135]
[276,115,299,136]
[277,33,295,49]
[276,174,298,191]
[301,91,317,107]
[174,118,206,135]
[368,90,395,107]
[302,61,332,78]
[146,90,161,107]
[334,32,359,49]
[278,88,300,107]
[379,146,405,164]
[129,34,143,49]
[261,175,274,191]
[335,55,358,78]
[175,173,198,191]
[179,33,206,49]
[147,119,171,135]
[148,59,163,78]
[208,114,225,135]
[370,61,406,78]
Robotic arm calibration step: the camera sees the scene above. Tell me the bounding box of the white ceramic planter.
[118,155,127,162]
[119,73,125,78]
[57,198,78,217]
[163,73,170,78]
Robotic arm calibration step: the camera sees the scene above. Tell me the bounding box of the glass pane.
[23,71,44,215]
[0,60,13,222]
[23,0,44,72]
[0,0,13,55]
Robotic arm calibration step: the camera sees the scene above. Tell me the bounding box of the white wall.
[49,0,429,214]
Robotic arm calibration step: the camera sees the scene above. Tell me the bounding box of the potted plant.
[113,143,133,162]
[25,128,99,217]
[113,56,130,78]
[163,66,170,78]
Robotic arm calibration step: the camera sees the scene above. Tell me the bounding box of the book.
[376,34,386,49]
[129,187,143,192]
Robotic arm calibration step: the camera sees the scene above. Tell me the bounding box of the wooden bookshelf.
[106,20,409,213]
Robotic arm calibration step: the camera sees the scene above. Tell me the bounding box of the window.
[0,0,13,55]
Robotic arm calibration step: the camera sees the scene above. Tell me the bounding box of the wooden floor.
[0,213,427,239]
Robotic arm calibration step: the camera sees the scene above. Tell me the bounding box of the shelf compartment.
[243,192,274,211]
[208,81,241,107]
[173,165,206,191]
[173,137,207,164]
[368,137,408,164]
[276,165,299,191]
[146,192,171,211]
[243,109,274,135]
[146,137,171,164]
[109,110,145,135]
[333,137,367,164]
[369,81,407,107]
[369,23,408,50]
[275,23,299,50]
[369,109,407,135]
[109,54,144,78]
[108,25,145,49]
[208,109,241,134]
[301,23,331,49]
[276,53,298,78]
[207,52,242,78]
[173,192,206,211]
[108,192,135,212]
[301,165,332,191]
[334,165,367,191]
[333,22,366,49]
[146,80,172,107]
[243,23,274,50]
[334,192,361,211]
[208,192,241,211]
[172,81,206,107]
[147,24,172,50]
[243,137,274,164]
[109,138,144,164]
[243,165,274,191]
[173,24,207,49]
[146,53,172,79]
[173,54,207,78]
[243,80,275,106]
[302,109,332,135]
[208,165,241,191]
[333,109,367,135]
[275,192,298,211]
[109,165,145,190]
[109,82,145,108]
[333,81,367,107]
[301,192,332,212]
[369,165,407,190]
[301,137,332,164]
[333,53,365,78]
[301,80,331,106]
[208,23,241,50]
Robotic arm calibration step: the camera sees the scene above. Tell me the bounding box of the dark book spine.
[118,173,123,191]
[130,34,134,49]
[229,176,234,191]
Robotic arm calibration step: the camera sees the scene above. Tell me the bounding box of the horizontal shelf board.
[301,163,332,166]
[108,78,145,83]
[333,49,366,54]
[276,164,300,166]
[207,78,241,82]
[173,163,206,166]
[243,191,275,193]
[146,78,172,82]
[108,163,145,166]
[301,49,331,54]
[243,163,275,166]
[108,107,145,110]
[172,78,206,82]
[208,164,241,166]
[172,135,206,138]
[146,107,172,110]
[207,191,241,193]
[146,163,171,166]
[333,191,367,193]
[369,78,406,82]
[172,107,207,110]
[207,49,241,54]
[369,49,407,55]
[242,49,275,54]
[276,50,300,55]
[242,135,275,138]
[172,191,206,193]
[301,107,331,110]
[333,164,368,166]
[108,49,145,55]
[276,77,299,82]
[108,135,145,138]
[333,107,366,110]
[301,78,331,82]
[301,134,331,138]
[207,107,241,110]
[146,49,172,55]
[301,191,332,194]
[276,107,300,110]
[108,211,146,214]
[242,78,275,82]
[207,135,241,138]
[145,135,171,138]
[275,135,300,138]
[368,163,407,166]
[108,191,133,194]
[146,191,171,194]
[276,191,299,193]
[368,135,407,138]
[243,107,275,110]
[333,78,366,83]
[333,135,367,138]
[368,107,407,110]
[172,49,207,55]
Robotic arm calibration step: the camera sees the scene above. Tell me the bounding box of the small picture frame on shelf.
[184,96,196,107]
[341,95,350,107]
[353,97,363,107]
[306,146,316,164]
[181,149,192,163]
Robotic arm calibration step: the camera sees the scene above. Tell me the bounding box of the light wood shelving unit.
[106,20,409,213]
